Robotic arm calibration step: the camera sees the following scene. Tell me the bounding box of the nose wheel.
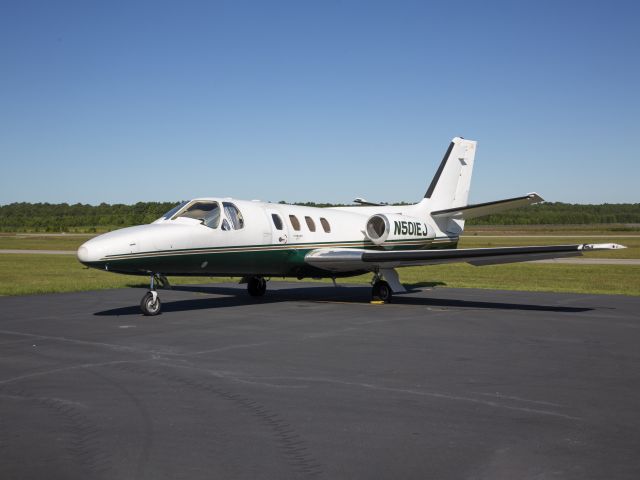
[141,291,161,316]
[140,274,163,315]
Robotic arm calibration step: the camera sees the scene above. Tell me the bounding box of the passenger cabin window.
[222,202,244,230]
[289,215,301,231]
[320,217,331,233]
[305,216,316,232]
[271,214,283,230]
[173,201,221,229]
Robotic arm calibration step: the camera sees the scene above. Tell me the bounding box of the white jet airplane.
[77,137,625,315]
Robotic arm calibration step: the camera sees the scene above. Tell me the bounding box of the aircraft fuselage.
[77,198,458,279]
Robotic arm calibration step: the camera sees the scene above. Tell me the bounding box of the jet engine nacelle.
[365,214,435,245]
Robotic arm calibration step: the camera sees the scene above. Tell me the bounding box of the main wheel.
[140,291,162,316]
[247,276,267,297]
[372,280,392,303]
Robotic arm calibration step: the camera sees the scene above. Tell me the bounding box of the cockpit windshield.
[171,200,221,229]
[161,201,188,220]
[158,199,244,231]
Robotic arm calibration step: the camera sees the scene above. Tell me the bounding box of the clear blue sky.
[1,0,638,205]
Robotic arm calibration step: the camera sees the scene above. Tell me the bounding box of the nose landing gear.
[141,290,161,316]
[140,274,162,316]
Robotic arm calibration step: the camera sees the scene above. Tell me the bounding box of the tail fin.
[423,137,477,212]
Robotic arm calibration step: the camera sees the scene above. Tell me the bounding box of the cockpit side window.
[222,202,244,230]
[203,204,220,229]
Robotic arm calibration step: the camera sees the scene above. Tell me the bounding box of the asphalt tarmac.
[1,282,639,479]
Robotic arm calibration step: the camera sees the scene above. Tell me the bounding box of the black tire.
[247,276,267,297]
[372,280,392,303]
[140,291,162,316]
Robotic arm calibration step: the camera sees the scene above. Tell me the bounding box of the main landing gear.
[140,274,162,316]
[372,279,392,303]
[247,276,267,297]
[371,269,399,303]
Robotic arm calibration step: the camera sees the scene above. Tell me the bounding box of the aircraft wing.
[430,193,544,220]
[305,243,626,272]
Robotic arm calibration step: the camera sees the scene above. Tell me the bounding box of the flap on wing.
[430,193,544,220]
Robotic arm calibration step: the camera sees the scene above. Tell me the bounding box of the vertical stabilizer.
[423,137,477,212]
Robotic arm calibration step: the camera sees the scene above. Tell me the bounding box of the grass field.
[0,234,93,251]
[0,253,638,297]
[0,254,224,296]
[464,224,640,234]
[459,236,640,259]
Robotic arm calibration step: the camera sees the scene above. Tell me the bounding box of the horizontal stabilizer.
[430,193,544,220]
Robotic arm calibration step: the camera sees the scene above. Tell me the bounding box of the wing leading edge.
[305,243,626,272]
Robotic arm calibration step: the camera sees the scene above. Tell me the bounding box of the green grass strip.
[1,254,638,297]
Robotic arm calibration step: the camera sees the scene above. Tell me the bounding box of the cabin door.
[265,209,289,245]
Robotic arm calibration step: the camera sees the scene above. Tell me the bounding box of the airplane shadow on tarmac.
[94,284,593,316]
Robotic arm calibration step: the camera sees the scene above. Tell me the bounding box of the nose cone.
[77,240,105,265]
[77,245,89,262]
[76,225,149,268]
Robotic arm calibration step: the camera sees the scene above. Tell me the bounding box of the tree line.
[0,202,178,232]
[468,202,640,225]
[0,201,639,232]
